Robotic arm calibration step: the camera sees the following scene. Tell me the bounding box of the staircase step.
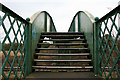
[36,48,89,50]
[41,32,84,35]
[32,66,93,69]
[33,32,92,72]
[38,43,87,46]
[41,35,85,39]
[40,39,85,41]
[41,35,84,37]
[35,53,90,56]
[34,59,92,62]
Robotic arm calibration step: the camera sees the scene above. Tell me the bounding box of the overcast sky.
[1,0,119,32]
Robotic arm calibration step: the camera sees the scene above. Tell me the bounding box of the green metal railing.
[0,3,32,79]
[68,11,95,60]
[31,11,57,57]
[43,11,56,32]
[94,5,120,79]
[1,2,120,80]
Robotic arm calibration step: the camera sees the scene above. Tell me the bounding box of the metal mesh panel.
[0,4,30,79]
[96,5,120,80]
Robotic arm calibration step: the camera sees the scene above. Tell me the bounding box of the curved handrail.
[30,11,57,56]
[30,11,56,32]
[68,11,95,65]
[68,11,95,32]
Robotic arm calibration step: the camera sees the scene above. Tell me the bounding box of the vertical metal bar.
[44,13,47,32]
[94,22,99,74]
[52,24,56,32]
[73,20,75,32]
[94,17,100,75]
[78,13,80,32]
[50,19,52,32]
[24,18,32,77]
[27,23,32,75]
[24,24,28,77]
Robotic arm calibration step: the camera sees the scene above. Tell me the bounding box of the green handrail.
[68,11,95,65]
[30,11,57,59]
[95,5,120,80]
[0,3,32,79]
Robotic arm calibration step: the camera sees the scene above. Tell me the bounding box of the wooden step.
[34,59,92,62]
[38,43,88,46]
[36,48,89,50]
[41,32,84,35]
[41,35,84,37]
[40,39,85,41]
[32,66,93,69]
[41,35,85,39]
[35,53,90,56]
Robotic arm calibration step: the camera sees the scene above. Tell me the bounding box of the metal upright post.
[44,13,47,32]
[94,17,99,75]
[50,19,52,32]
[78,14,80,32]
[73,20,75,32]
[24,18,32,77]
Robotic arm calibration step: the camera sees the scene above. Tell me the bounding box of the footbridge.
[0,3,120,80]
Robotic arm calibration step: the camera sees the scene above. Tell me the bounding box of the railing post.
[24,18,32,77]
[72,20,75,32]
[94,17,99,75]
[78,13,80,32]
[50,19,52,32]
[44,13,47,32]
[52,25,56,32]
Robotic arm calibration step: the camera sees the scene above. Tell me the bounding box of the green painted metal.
[78,14,80,32]
[1,2,120,80]
[0,3,32,79]
[95,5,120,79]
[93,22,99,74]
[24,18,32,76]
[72,20,75,32]
[50,19,52,32]
[68,11,95,63]
[44,13,47,32]
[30,11,57,57]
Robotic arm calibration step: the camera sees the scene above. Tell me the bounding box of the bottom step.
[26,72,103,79]
[32,66,93,69]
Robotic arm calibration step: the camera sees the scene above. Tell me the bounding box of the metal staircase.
[32,32,93,72]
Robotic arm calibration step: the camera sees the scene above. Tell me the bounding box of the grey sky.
[1,0,119,31]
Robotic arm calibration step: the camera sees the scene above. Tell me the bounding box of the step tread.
[37,48,89,50]
[32,66,93,69]
[35,53,90,56]
[38,43,87,45]
[41,32,84,35]
[41,35,84,37]
[34,59,92,62]
[40,39,85,41]
[41,32,84,34]
[38,43,88,47]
